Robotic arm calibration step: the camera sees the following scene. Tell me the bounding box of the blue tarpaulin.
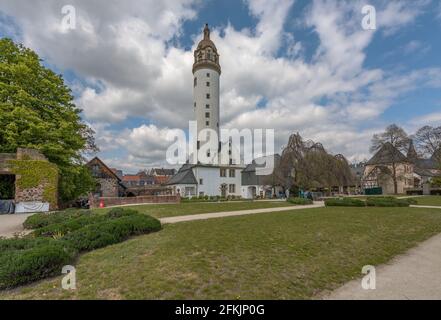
[0,200,15,214]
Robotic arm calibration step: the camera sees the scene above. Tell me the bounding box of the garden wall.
[90,195,180,208]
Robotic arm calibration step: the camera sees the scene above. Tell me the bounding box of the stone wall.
[0,148,58,210]
[15,184,45,202]
[98,178,119,197]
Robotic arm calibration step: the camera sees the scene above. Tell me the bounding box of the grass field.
[415,196,441,206]
[3,206,441,300]
[93,201,294,218]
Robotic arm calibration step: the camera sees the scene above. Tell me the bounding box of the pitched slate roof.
[152,168,176,176]
[166,165,198,185]
[407,140,419,163]
[243,154,281,173]
[414,167,437,178]
[366,143,408,165]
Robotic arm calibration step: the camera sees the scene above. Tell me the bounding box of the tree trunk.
[392,162,398,195]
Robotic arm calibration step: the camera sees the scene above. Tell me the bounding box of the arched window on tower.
[207,50,212,61]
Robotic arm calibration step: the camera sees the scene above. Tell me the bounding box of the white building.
[167,24,245,197]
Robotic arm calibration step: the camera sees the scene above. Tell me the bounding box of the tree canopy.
[276,133,355,192]
[0,38,96,202]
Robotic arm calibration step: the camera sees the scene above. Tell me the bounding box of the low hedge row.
[63,214,161,251]
[23,209,92,229]
[366,197,410,207]
[287,197,313,205]
[325,198,366,207]
[0,208,161,289]
[32,208,141,238]
[0,238,77,289]
[325,196,414,207]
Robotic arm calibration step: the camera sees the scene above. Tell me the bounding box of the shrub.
[404,198,418,205]
[325,198,366,207]
[288,197,313,205]
[32,214,105,238]
[105,207,139,218]
[63,214,161,251]
[23,209,92,229]
[366,197,409,207]
[0,238,77,289]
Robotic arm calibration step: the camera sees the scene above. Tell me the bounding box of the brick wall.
[90,195,180,208]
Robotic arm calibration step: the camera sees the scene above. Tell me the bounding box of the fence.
[90,195,180,208]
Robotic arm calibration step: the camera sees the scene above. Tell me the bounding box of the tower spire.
[204,23,210,40]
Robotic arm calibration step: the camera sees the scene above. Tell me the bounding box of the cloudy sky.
[1,0,441,173]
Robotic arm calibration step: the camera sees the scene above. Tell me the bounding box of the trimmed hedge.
[366,197,410,207]
[2,208,161,289]
[288,197,313,205]
[62,214,161,251]
[0,238,77,289]
[23,209,92,229]
[325,198,366,207]
[32,214,106,237]
[105,207,139,218]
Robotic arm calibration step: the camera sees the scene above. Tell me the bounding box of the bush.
[325,198,366,207]
[404,198,418,205]
[32,214,106,238]
[2,209,161,289]
[288,197,313,205]
[23,209,92,229]
[366,197,409,207]
[63,214,161,251]
[0,238,77,289]
[105,207,139,218]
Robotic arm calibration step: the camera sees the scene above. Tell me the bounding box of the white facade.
[194,166,242,197]
[241,185,284,199]
[194,68,220,153]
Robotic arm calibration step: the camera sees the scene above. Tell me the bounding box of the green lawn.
[3,206,441,300]
[93,201,293,218]
[415,196,441,206]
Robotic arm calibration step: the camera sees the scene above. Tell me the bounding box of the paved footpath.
[160,202,325,224]
[0,213,33,238]
[324,232,441,300]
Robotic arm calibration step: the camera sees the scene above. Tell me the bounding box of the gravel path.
[160,202,325,224]
[0,214,33,238]
[323,232,441,300]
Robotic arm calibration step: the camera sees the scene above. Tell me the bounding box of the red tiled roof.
[122,175,141,182]
[154,176,169,184]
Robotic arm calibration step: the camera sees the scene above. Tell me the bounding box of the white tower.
[193,24,221,162]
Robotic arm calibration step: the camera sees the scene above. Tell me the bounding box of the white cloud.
[411,112,441,126]
[1,0,439,169]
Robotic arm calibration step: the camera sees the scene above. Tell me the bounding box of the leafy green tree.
[0,38,97,203]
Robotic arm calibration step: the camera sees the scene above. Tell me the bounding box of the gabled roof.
[366,143,408,165]
[122,175,141,182]
[154,176,170,185]
[166,166,198,185]
[414,167,437,178]
[87,157,122,181]
[152,168,176,176]
[243,154,281,173]
[407,140,419,163]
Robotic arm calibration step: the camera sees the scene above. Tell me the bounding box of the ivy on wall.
[8,160,58,208]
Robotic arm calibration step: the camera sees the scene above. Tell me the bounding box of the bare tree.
[370,124,410,194]
[413,126,441,162]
